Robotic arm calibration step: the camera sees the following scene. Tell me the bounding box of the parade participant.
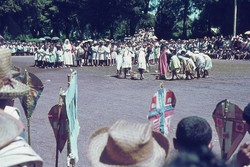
[137,45,146,80]
[115,43,123,77]
[63,39,73,67]
[158,44,168,80]
[104,42,111,66]
[110,42,117,66]
[122,45,132,78]
[87,120,169,167]
[76,42,85,67]
[91,41,97,66]
[154,42,160,64]
[169,48,181,80]
[98,41,105,66]
[200,52,213,77]
[55,44,64,68]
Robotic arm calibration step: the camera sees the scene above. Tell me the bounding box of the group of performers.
[1,27,250,80]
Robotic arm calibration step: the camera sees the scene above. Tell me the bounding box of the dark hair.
[166,146,227,167]
[176,116,212,150]
[243,103,250,125]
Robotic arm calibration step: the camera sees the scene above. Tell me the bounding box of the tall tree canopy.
[0,0,250,40]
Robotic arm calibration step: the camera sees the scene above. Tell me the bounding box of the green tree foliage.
[1,0,250,40]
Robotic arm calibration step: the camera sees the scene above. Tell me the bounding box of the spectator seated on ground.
[173,116,213,153]
[87,120,170,167]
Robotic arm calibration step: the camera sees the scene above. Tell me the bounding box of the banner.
[65,71,80,162]
[17,70,44,118]
[212,99,246,161]
[148,88,176,136]
[48,104,68,152]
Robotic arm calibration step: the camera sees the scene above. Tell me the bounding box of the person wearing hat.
[0,48,43,166]
[88,120,169,167]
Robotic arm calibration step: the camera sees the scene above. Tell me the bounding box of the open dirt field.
[12,56,250,166]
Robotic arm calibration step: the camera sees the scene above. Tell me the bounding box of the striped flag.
[148,88,176,136]
[212,99,247,161]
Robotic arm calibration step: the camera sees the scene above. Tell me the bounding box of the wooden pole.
[55,87,64,167]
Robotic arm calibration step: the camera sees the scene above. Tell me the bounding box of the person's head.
[166,146,227,167]
[242,103,250,133]
[88,120,170,167]
[173,116,212,152]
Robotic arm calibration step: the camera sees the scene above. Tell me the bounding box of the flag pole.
[222,99,229,160]
[24,69,32,145]
[55,87,64,167]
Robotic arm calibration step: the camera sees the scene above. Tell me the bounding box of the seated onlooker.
[87,120,170,167]
[173,116,213,152]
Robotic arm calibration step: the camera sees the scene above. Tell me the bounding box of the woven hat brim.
[0,111,24,149]
[0,78,30,99]
[88,128,169,167]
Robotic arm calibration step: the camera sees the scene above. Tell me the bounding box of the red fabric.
[158,49,168,79]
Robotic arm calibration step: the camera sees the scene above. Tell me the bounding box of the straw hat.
[0,110,24,149]
[88,120,169,167]
[0,48,30,99]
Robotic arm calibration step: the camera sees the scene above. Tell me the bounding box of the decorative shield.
[148,88,176,136]
[212,99,246,161]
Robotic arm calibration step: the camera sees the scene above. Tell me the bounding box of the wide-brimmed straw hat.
[88,120,169,167]
[0,48,30,99]
[0,110,24,149]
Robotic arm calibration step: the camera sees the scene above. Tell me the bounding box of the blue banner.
[65,71,80,162]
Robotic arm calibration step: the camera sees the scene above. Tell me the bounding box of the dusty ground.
[12,56,250,166]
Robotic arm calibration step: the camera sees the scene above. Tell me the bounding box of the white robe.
[63,44,73,65]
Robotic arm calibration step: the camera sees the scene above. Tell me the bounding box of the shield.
[148,88,176,136]
[212,99,246,161]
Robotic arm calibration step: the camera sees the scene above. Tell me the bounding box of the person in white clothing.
[63,39,73,67]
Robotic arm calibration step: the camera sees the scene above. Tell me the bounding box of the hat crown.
[0,48,12,78]
[105,120,154,165]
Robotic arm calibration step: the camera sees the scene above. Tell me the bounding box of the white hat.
[88,120,169,167]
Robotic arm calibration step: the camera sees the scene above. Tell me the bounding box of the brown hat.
[0,48,30,99]
[0,110,24,149]
[88,120,169,167]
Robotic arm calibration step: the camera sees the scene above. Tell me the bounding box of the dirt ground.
[12,56,250,166]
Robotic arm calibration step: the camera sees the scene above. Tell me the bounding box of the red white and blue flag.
[148,88,176,136]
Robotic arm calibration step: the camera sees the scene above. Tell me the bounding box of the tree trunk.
[182,0,189,39]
